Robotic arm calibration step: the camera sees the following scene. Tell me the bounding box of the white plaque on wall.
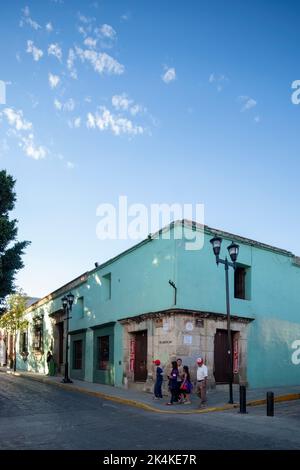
[183,335,193,345]
[185,321,193,331]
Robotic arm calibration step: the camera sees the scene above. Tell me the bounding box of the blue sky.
[0,0,300,297]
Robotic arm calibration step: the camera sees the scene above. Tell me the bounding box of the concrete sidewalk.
[1,367,300,414]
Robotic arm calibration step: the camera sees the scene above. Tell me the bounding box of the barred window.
[32,318,43,351]
[19,331,28,354]
[73,340,83,370]
[98,336,109,370]
[102,273,111,300]
[234,267,246,299]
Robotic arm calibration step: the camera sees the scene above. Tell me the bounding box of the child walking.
[153,359,164,399]
[180,365,192,404]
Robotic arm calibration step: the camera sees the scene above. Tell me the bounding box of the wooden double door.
[214,329,234,384]
[134,331,148,382]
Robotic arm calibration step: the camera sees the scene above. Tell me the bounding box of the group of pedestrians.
[153,357,208,408]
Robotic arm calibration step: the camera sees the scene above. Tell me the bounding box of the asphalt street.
[0,373,300,450]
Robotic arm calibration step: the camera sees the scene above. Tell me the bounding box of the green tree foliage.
[0,170,30,308]
[0,292,29,371]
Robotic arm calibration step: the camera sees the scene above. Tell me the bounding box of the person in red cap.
[153,359,164,399]
[196,357,208,407]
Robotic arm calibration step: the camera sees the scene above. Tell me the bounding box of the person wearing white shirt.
[196,357,208,407]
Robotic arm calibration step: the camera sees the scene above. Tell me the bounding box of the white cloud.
[54,98,75,112]
[121,13,130,22]
[74,117,81,127]
[20,134,47,160]
[1,107,47,160]
[78,13,93,24]
[77,12,95,37]
[112,94,132,111]
[162,67,176,84]
[2,108,32,131]
[20,6,41,30]
[54,98,62,110]
[22,6,30,16]
[26,40,43,61]
[98,24,116,39]
[87,112,95,128]
[245,99,257,110]
[46,22,53,32]
[254,115,261,123]
[64,98,75,112]
[86,107,144,136]
[78,26,87,37]
[75,47,124,75]
[239,95,257,112]
[209,73,228,91]
[67,48,77,79]
[68,117,81,128]
[66,161,75,169]
[84,37,97,48]
[48,73,60,89]
[130,104,143,116]
[25,17,41,30]
[48,43,63,61]
[112,94,144,116]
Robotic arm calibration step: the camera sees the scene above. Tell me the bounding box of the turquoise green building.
[16,221,300,390]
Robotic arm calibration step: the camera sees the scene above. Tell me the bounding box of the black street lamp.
[210,235,239,404]
[61,292,74,384]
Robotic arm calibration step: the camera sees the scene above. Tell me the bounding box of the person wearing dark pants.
[153,359,163,399]
[166,361,179,405]
[176,358,184,402]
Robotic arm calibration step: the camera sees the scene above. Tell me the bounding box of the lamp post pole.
[210,236,239,404]
[224,258,233,404]
[61,293,74,384]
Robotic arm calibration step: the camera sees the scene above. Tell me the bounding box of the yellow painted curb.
[5,371,234,414]
[4,370,300,415]
[247,393,300,407]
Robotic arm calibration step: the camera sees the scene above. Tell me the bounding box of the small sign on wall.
[183,335,193,345]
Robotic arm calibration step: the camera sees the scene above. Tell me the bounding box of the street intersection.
[0,374,300,450]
